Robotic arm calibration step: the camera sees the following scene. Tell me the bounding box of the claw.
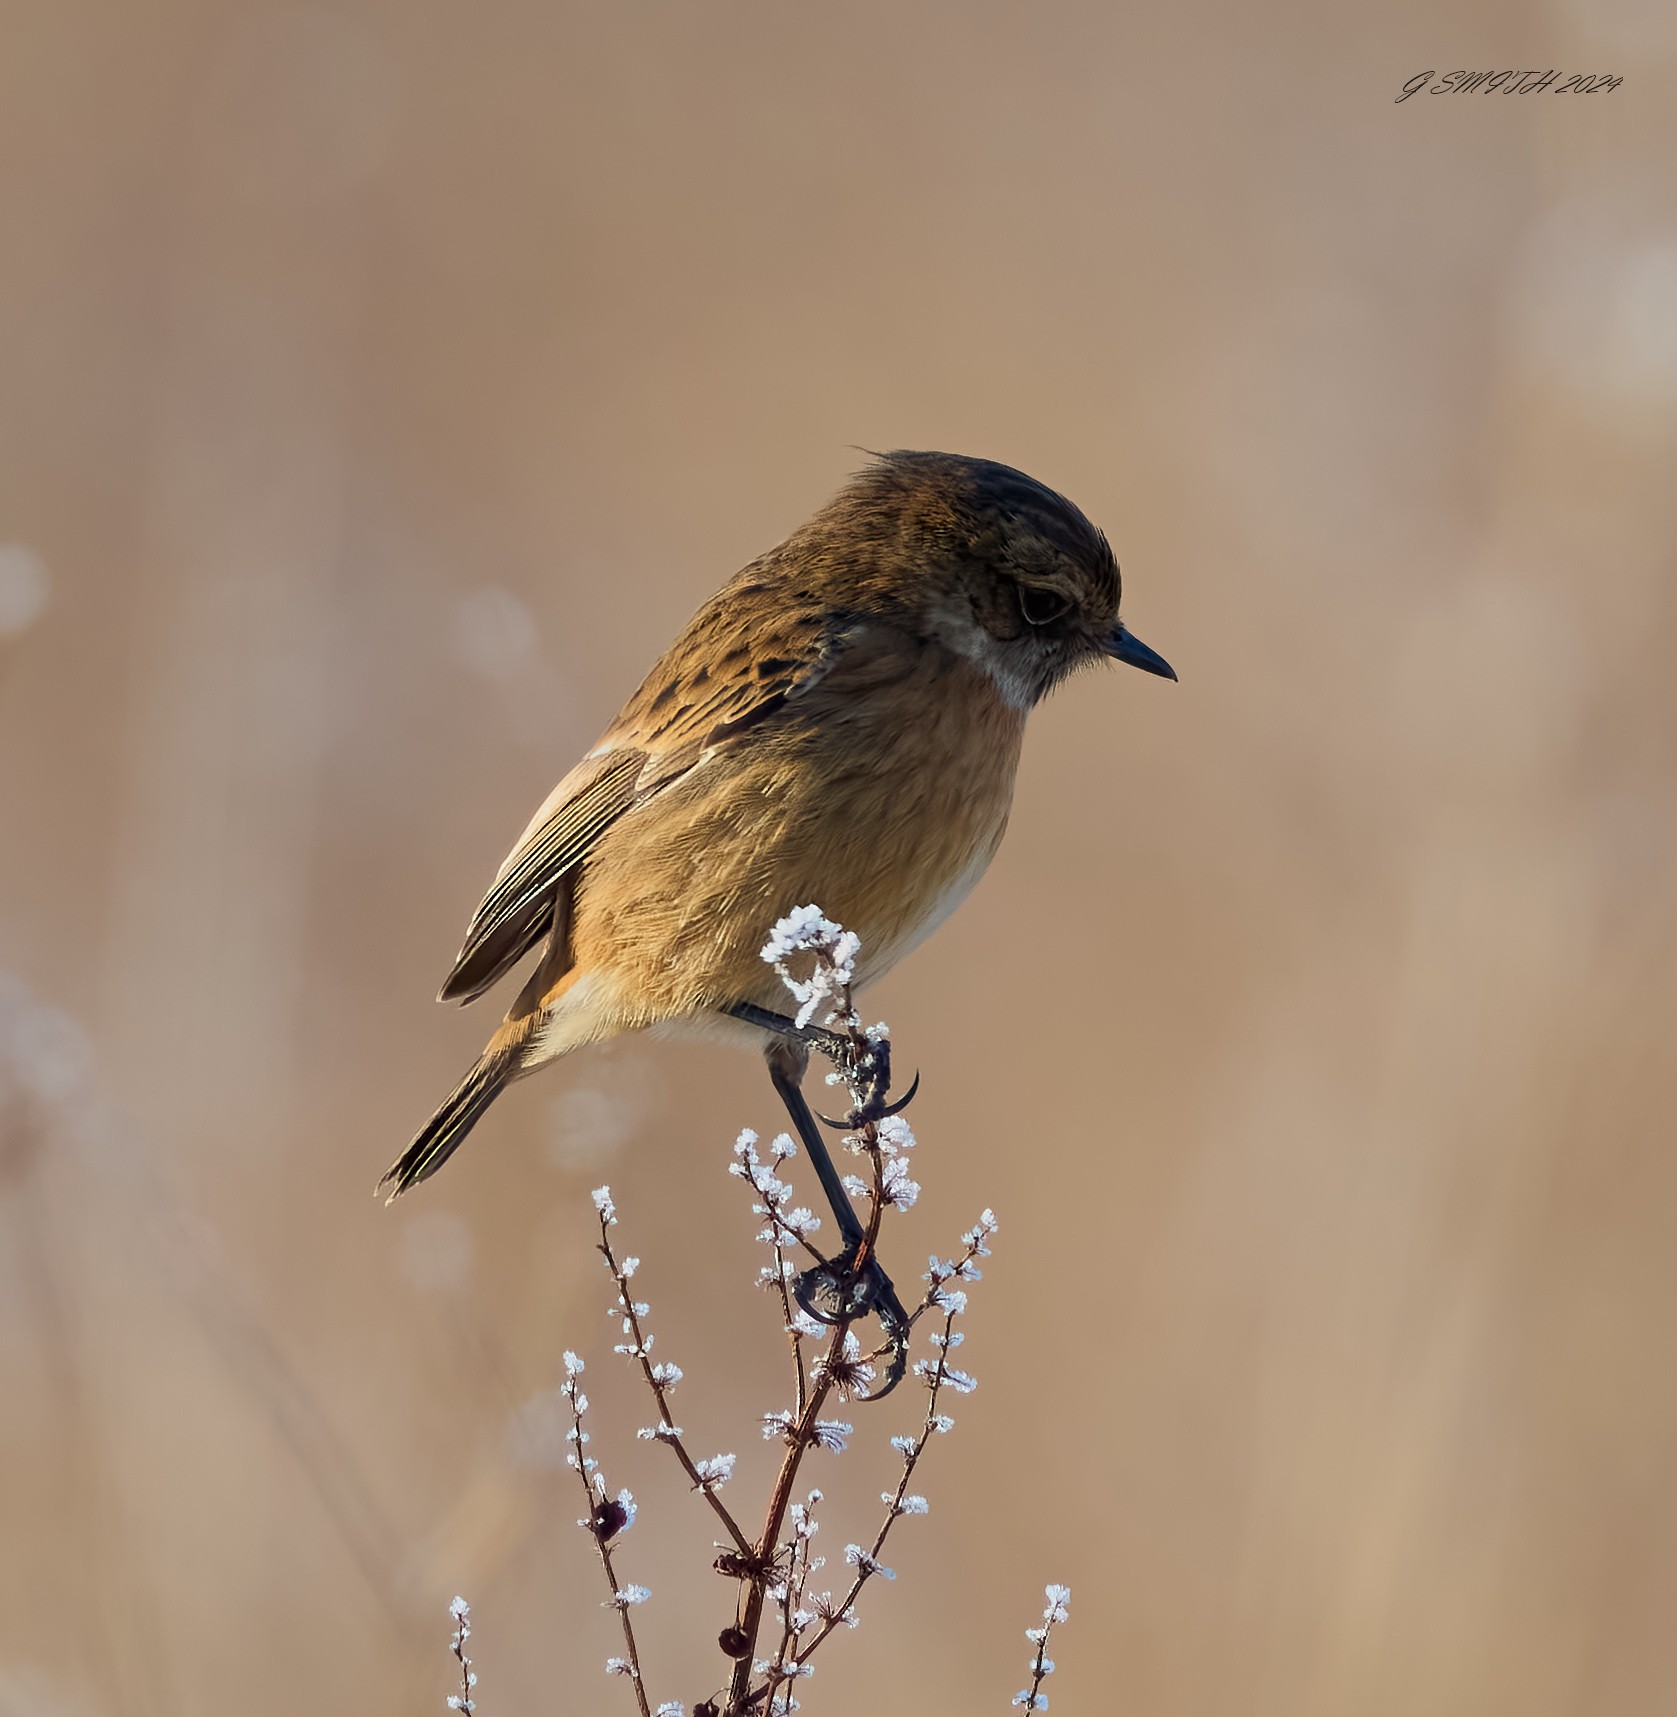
[854,1329,910,1401]
[792,1249,912,1401]
[816,1070,922,1129]
[879,1070,921,1117]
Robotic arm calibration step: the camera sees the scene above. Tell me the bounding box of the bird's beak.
[1104,624,1177,681]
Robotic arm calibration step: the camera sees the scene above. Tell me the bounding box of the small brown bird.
[383,451,1172,1329]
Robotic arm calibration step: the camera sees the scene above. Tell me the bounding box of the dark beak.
[1104,625,1177,681]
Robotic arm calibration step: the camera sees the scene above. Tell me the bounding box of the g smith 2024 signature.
[1397,69,1624,101]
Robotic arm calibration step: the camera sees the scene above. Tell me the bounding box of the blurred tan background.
[3,2,1676,1712]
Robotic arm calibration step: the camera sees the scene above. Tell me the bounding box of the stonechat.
[382,451,1173,1328]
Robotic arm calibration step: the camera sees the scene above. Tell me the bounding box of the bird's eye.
[1018,586,1070,626]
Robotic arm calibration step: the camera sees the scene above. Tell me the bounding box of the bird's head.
[816,450,1175,709]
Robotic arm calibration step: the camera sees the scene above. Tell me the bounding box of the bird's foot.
[816,1068,920,1130]
[793,1246,910,1400]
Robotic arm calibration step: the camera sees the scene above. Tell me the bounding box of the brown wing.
[439,749,646,1002]
[438,579,852,1005]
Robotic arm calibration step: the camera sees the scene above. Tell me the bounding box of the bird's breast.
[571,638,1028,1019]
[754,640,1026,985]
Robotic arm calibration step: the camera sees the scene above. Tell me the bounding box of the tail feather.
[380,1053,513,1201]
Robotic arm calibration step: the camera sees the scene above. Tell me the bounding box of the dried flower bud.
[718,1625,751,1659]
[590,1497,629,1542]
[694,1703,720,1717]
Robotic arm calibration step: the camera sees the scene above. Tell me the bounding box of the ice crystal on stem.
[693,1452,737,1488]
[446,1596,477,1714]
[1012,1584,1072,1710]
[758,904,862,1031]
[561,1342,653,1716]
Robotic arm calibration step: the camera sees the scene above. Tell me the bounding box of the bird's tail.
[380,1047,517,1202]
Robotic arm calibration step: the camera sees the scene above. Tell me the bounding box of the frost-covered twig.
[1012,1585,1072,1711]
[760,903,862,1033]
[594,1190,755,1558]
[446,1596,477,1714]
[786,1211,996,1673]
[453,907,1072,1717]
[562,1345,652,1717]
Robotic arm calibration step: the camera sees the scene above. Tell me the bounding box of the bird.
[382,450,1174,1351]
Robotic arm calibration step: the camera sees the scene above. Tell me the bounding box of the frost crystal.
[760,904,862,1028]
[815,1331,875,1398]
[611,1584,651,1607]
[693,1452,737,1486]
[591,1185,617,1223]
[961,1209,998,1253]
[881,1158,920,1210]
[842,1544,895,1581]
[447,1595,476,1713]
[876,1114,915,1155]
[1012,1581,1071,1710]
[916,1358,977,1393]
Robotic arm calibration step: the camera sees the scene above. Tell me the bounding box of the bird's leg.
[732,1017,910,1396]
[766,1046,910,1395]
[725,1002,854,1077]
[766,1044,865,1250]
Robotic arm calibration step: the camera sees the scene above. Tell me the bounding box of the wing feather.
[437,583,863,1007]
[439,750,644,1001]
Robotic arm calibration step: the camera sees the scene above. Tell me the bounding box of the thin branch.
[562,1351,652,1717]
[446,1596,477,1714]
[597,1210,754,1557]
[765,1233,809,1416]
[788,1217,992,1673]
[1012,1585,1072,1712]
[725,1308,861,1714]
[766,1490,821,1695]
